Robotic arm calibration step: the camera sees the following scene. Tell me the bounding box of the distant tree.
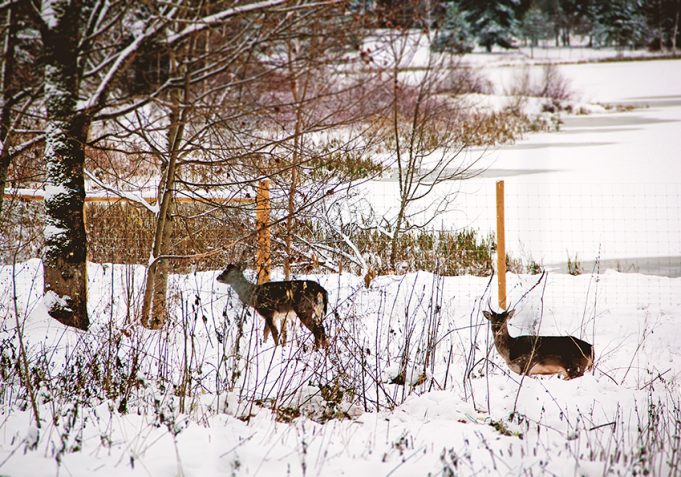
[520,7,552,55]
[374,0,432,29]
[533,0,593,46]
[432,2,474,53]
[642,0,681,51]
[557,0,592,46]
[592,0,648,48]
[462,0,519,52]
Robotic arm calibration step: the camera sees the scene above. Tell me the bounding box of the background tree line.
[361,0,681,52]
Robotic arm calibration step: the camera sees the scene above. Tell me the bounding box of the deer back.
[484,309,594,379]
[508,335,594,378]
[254,280,327,314]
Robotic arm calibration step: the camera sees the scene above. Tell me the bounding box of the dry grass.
[0,200,252,270]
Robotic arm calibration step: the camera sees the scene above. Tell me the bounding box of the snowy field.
[1,259,681,476]
[365,58,681,280]
[3,52,681,476]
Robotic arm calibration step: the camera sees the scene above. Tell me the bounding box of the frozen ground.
[1,260,680,476]
[365,59,681,277]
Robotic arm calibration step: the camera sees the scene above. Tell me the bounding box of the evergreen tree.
[592,0,648,48]
[557,0,593,45]
[521,7,552,48]
[432,1,474,53]
[462,0,519,52]
[642,0,681,50]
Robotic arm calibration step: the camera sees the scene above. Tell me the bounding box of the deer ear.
[482,311,492,320]
[506,309,516,319]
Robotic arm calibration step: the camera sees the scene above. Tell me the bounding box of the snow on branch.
[80,0,295,115]
[9,135,45,158]
[79,26,165,114]
[84,169,159,214]
[166,0,292,46]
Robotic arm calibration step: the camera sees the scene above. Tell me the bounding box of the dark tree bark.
[27,0,290,330]
[0,2,18,215]
[40,0,89,330]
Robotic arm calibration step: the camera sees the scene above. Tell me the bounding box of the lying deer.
[216,264,329,349]
[483,308,594,380]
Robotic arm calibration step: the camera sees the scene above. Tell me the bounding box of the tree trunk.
[41,1,89,330]
[284,104,302,280]
[389,207,405,269]
[140,116,180,329]
[141,55,186,329]
[284,38,310,279]
[0,3,18,215]
[389,61,405,271]
[673,7,679,54]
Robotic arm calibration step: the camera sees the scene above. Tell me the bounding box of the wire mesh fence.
[376,179,681,307]
[2,181,680,307]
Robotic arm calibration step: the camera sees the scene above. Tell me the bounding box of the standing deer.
[483,307,594,380]
[216,264,329,349]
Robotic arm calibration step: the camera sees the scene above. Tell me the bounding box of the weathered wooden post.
[256,179,271,284]
[496,180,507,310]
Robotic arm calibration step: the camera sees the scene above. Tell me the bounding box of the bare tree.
[376,27,480,271]
[245,2,385,278]
[30,0,291,329]
[95,2,303,329]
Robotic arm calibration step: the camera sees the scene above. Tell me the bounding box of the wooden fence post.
[496,180,507,310]
[256,179,271,284]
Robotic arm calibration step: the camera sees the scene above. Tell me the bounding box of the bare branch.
[84,169,159,214]
[166,0,296,46]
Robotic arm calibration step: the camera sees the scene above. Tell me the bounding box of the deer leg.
[312,325,329,349]
[261,312,279,346]
[262,314,288,345]
[263,322,271,343]
[298,308,329,350]
[281,315,288,346]
[274,312,288,347]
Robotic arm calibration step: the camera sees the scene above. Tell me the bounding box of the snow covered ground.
[1,259,680,476]
[2,51,681,476]
[365,58,681,281]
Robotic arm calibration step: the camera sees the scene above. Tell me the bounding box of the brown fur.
[483,309,594,380]
[217,264,329,349]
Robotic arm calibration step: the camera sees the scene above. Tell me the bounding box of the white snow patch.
[43,184,69,200]
[25,426,39,449]
[1,260,680,476]
[43,224,68,241]
[40,0,58,29]
[43,289,71,310]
